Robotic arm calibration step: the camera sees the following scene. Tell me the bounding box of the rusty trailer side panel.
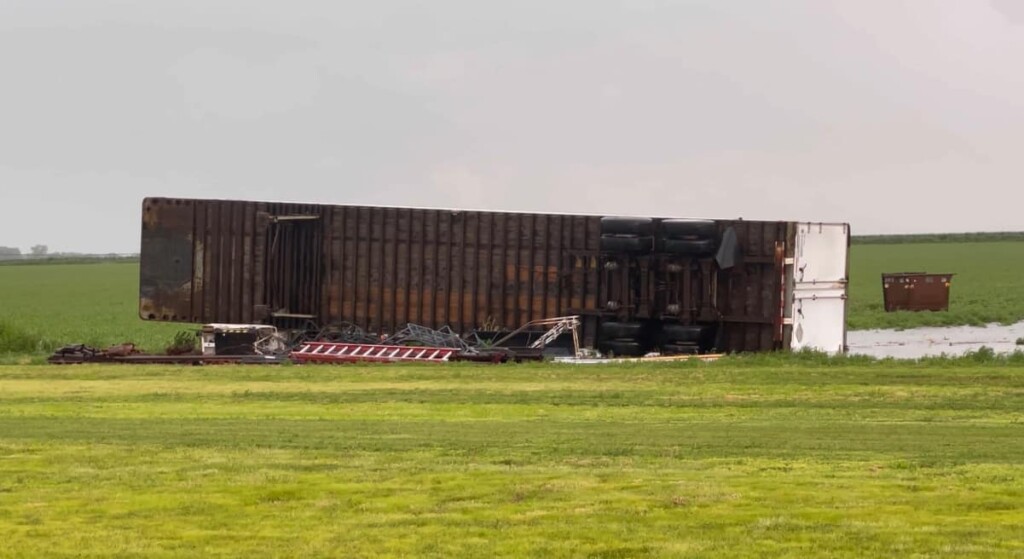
[140,197,796,353]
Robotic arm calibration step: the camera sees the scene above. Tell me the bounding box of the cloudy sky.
[1,0,1022,253]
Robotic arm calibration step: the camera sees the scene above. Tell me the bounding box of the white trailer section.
[787,223,850,354]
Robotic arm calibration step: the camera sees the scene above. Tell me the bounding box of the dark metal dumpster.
[881,273,954,312]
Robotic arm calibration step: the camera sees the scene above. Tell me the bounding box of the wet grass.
[1,360,1023,557]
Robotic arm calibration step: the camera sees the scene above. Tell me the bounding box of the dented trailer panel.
[140,197,846,353]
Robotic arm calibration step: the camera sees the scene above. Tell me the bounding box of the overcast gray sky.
[2,1,1022,253]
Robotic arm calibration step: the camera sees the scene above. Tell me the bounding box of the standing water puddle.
[847,321,1024,359]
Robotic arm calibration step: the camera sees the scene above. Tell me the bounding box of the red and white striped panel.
[290,342,458,364]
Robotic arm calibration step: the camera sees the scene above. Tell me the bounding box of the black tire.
[661,324,705,343]
[660,219,717,239]
[601,235,653,254]
[600,321,645,340]
[663,238,716,256]
[661,343,700,355]
[599,340,644,357]
[601,217,654,236]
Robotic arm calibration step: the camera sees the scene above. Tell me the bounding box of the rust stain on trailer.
[139,199,195,322]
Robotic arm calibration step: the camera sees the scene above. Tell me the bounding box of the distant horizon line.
[4,231,1024,256]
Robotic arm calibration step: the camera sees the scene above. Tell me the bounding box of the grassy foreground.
[1,360,1022,557]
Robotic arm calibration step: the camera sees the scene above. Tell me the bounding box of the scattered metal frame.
[490,315,582,357]
[384,323,471,351]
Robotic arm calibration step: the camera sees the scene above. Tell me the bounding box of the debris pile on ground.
[385,323,470,350]
[45,317,721,365]
[47,342,287,365]
[48,343,138,364]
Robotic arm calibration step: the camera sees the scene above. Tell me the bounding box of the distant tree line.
[0,246,139,265]
[0,245,51,258]
[852,232,1024,245]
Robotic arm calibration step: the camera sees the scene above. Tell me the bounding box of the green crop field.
[1,358,1023,557]
[0,262,183,356]
[847,241,1024,330]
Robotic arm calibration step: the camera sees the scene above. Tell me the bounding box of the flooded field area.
[848,321,1024,359]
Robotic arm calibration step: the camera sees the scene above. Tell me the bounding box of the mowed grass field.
[1,360,1023,557]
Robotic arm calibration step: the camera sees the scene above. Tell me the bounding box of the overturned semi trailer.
[139,198,849,355]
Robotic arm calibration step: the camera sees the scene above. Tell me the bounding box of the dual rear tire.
[659,323,713,355]
[600,217,718,256]
[598,321,714,356]
[600,217,655,255]
[660,219,717,256]
[598,321,647,357]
